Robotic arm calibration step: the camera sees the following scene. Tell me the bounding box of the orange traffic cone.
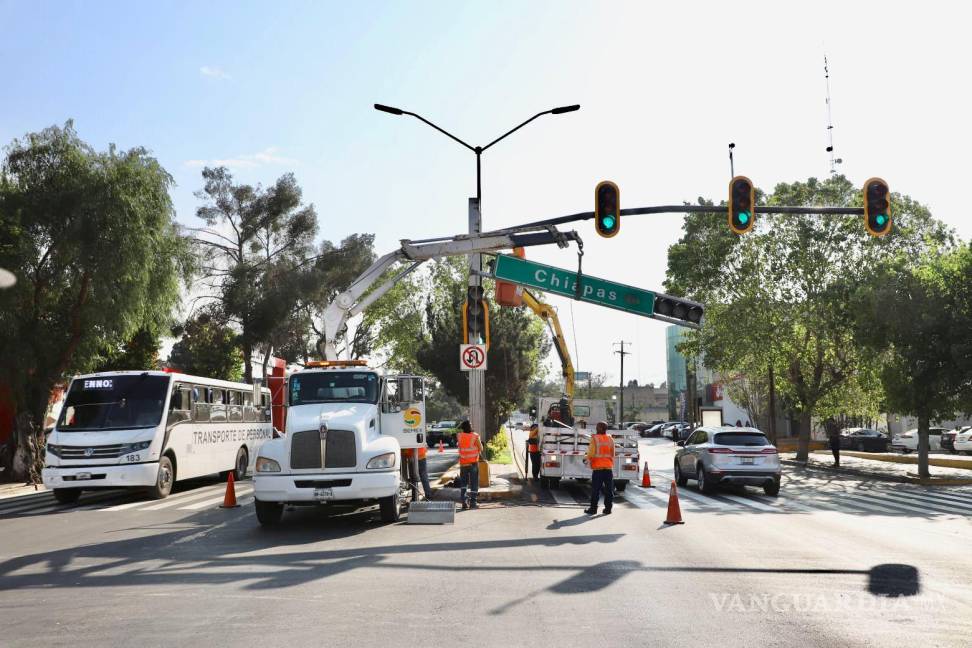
[220,472,240,508]
[641,463,652,488]
[438,440,444,453]
[663,480,684,525]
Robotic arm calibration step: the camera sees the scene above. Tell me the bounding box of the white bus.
[42,370,273,503]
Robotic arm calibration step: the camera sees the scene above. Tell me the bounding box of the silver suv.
[674,426,781,496]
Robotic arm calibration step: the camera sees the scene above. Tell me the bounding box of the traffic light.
[863,177,892,237]
[594,180,620,238]
[463,285,490,346]
[728,176,755,234]
[652,293,704,328]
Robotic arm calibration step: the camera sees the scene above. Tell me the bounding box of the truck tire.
[539,477,549,489]
[614,480,628,492]
[379,495,401,522]
[146,455,175,500]
[53,488,81,504]
[255,500,284,526]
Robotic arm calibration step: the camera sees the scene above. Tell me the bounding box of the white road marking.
[138,485,227,511]
[180,485,253,510]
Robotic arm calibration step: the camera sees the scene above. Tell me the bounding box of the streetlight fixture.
[373,102,580,206]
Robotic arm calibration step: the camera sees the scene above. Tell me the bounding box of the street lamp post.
[375,102,579,441]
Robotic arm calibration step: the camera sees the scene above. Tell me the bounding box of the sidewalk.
[431,428,523,502]
[781,451,972,485]
[0,481,47,500]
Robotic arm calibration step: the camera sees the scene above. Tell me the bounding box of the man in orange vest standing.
[402,445,433,500]
[584,421,615,515]
[527,423,542,481]
[457,419,484,510]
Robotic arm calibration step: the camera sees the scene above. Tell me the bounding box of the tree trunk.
[243,339,253,384]
[917,414,930,481]
[12,411,44,484]
[795,412,812,462]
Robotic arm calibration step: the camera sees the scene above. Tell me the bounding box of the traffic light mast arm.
[521,290,575,406]
[321,225,583,360]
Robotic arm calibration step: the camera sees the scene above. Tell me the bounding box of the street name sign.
[494,254,656,318]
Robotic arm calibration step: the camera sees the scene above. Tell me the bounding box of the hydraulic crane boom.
[520,290,574,406]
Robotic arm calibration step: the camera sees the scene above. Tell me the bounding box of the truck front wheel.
[379,495,401,522]
[255,500,284,526]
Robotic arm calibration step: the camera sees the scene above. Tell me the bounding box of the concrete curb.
[781,459,972,486]
[838,450,972,471]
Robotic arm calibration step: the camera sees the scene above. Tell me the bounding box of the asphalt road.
[1,440,970,647]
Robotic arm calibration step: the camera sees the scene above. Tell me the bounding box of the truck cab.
[252,360,426,526]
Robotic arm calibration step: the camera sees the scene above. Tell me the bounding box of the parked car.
[426,420,459,447]
[954,427,972,454]
[940,426,970,453]
[642,422,667,438]
[890,427,949,453]
[674,426,781,496]
[626,422,654,436]
[838,428,890,452]
[661,421,687,439]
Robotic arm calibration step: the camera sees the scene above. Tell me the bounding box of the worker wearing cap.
[457,420,483,510]
[402,445,433,500]
[527,423,542,481]
[584,421,615,515]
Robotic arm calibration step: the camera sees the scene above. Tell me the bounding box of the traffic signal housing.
[594,180,620,238]
[463,285,490,346]
[863,177,892,237]
[728,176,755,234]
[652,293,705,329]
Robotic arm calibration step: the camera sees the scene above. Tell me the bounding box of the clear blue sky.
[3,0,969,386]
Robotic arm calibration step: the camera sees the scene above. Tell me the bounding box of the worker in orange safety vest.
[402,445,433,500]
[456,420,483,510]
[527,423,542,481]
[584,421,615,515]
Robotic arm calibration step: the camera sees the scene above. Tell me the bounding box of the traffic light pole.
[468,198,487,442]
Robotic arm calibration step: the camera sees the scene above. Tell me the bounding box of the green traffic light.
[876,214,887,227]
[602,214,616,230]
[738,212,750,224]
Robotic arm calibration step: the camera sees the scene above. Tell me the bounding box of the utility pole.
[468,198,486,441]
[614,341,632,427]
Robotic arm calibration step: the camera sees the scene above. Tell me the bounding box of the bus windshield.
[57,375,170,431]
[290,372,379,406]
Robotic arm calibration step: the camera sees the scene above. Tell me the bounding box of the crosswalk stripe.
[138,485,228,511]
[714,492,783,512]
[835,491,940,516]
[869,488,972,513]
[180,485,253,511]
[857,490,972,516]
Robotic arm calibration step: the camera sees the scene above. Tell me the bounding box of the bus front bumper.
[42,462,159,489]
[254,471,399,504]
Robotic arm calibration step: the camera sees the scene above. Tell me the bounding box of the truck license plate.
[740,457,755,465]
[76,472,92,480]
[314,487,334,501]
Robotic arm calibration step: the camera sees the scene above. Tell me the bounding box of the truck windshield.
[57,375,170,431]
[290,372,379,406]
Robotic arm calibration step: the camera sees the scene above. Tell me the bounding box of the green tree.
[666,175,951,461]
[192,166,317,382]
[95,325,163,372]
[168,312,243,382]
[415,258,549,441]
[0,123,191,481]
[853,245,972,479]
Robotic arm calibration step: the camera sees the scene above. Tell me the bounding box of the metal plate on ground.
[407,500,455,524]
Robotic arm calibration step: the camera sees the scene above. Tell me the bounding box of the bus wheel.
[255,500,284,527]
[53,488,81,504]
[233,447,249,481]
[147,455,174,499]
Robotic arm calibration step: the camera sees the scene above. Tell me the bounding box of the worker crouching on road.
[457,420,484,510]
[527,423,543,481]
[584,421,615,516]
[402,445,433,501]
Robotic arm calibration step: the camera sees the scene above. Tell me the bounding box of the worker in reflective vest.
[457,420,483,510]
[584,421,615,515]
[402,445,432,500]
[527,423,542,481]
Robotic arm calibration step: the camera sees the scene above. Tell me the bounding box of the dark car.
[838,428,890,452]
[426,420,459,447]
[642,423,666,438]
[940,426,969,453]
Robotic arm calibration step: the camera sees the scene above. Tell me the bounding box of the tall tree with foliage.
[416,258,549,441]
[853,245,972,479]
[666,175,951,461]
[168,311,243,382]
[94,325,164,372]
[192,166,317,382]
[0,123,191,481]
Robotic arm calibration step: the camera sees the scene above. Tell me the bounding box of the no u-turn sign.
[460,344,487,371]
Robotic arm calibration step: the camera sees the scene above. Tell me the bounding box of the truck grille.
[290,429,357,469]
[58,444,125,459]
